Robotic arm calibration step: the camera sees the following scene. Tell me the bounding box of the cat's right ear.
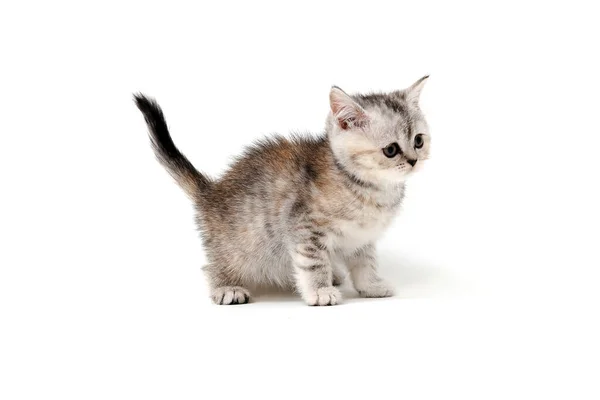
[330,87,368,130]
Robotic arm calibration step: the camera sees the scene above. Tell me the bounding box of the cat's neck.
[321,139,405,207]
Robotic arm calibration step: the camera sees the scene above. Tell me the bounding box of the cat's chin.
[397,163,426,180]
[377,170,413,184]
[376,176,410,187]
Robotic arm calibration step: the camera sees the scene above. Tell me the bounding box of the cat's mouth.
[395,162,420,175]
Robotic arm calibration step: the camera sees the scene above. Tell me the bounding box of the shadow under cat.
[253,252,461,304]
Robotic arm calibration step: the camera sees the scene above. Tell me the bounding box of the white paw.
[357,281,395,298]
[211,286,251,305]
[303,286,342,306]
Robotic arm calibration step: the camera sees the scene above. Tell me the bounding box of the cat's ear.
[330,86,368,130]
[405,75,429,106]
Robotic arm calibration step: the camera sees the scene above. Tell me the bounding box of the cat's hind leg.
[211,286,251,305]
[202,264,252,305]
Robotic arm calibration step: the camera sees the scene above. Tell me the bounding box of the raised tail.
[134,94,211,199]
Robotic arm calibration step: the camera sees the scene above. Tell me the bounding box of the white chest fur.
[330,207,397,252]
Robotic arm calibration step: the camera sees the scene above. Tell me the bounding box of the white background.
[1,1,599,398]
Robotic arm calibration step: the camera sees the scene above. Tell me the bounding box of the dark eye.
[414,134,425,149]
[382,143,400,158]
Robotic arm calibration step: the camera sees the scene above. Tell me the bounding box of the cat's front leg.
[291,230,341,306]
[346,244,395,298]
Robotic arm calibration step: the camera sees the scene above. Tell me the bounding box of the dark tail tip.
[133,92,179,157]
[134,92,211,198]
[133,93,164,127]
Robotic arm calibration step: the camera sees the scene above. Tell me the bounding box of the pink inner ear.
[339,115,366,130]
[332,99,367,130]
[339,110,367,130]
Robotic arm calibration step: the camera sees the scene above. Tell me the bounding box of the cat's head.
[327,76,430,185]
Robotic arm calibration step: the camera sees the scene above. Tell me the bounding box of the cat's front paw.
[357,281,395,298]
[303,286,342,306]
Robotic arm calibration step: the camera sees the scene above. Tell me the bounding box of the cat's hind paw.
[211,286,251,305]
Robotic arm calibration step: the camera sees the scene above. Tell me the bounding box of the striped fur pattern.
[134,76,430,305]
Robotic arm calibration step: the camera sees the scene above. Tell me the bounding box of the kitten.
[135,76,430,306]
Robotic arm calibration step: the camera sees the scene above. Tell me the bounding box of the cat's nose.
[407,159,417,167]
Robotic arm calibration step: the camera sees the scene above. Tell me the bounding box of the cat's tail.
[134,94,211,200]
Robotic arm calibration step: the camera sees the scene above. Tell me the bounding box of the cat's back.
[209,134,330,201]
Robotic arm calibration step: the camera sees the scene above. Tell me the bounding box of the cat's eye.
[414,134,425,149]
[383,143,401,158]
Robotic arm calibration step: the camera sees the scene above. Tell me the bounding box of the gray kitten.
[135,76,430,306]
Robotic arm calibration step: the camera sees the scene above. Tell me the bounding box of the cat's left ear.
[405,75,429,106]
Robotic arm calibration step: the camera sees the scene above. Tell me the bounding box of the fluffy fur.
[135,76,430,306]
